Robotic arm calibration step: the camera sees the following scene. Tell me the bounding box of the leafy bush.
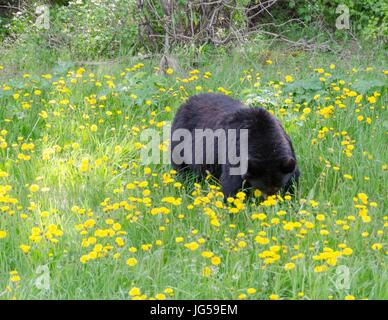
[287,0,387,39]
[57,0,138,59]
[1,0,139,60]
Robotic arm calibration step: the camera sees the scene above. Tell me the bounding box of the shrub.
[288,0,387,39]
[1,0,139,60]
[56,0,138,59]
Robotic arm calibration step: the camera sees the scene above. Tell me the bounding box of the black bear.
[170,93,300,198]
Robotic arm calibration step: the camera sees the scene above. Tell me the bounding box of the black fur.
[171,93,300,198]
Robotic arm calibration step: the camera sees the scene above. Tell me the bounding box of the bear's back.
[172,94,244,131]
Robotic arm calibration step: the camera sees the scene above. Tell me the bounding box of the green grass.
[0,44,387,300]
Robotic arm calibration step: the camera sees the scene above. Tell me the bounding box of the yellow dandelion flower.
[284,262,296,271]
[129,287,141,296]
[247,288,256,295]
[202,266,212,277]
[211,256,221,265]
[126,258,138,267]
[29,184,40,192]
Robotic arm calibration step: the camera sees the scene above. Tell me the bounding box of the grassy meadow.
[0,47,387,299]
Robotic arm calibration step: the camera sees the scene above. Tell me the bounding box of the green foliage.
[1,0,139,61]
[287,0,388,39]
[56,0,138,59]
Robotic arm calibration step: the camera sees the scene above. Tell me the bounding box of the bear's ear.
[280,158,296,173]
